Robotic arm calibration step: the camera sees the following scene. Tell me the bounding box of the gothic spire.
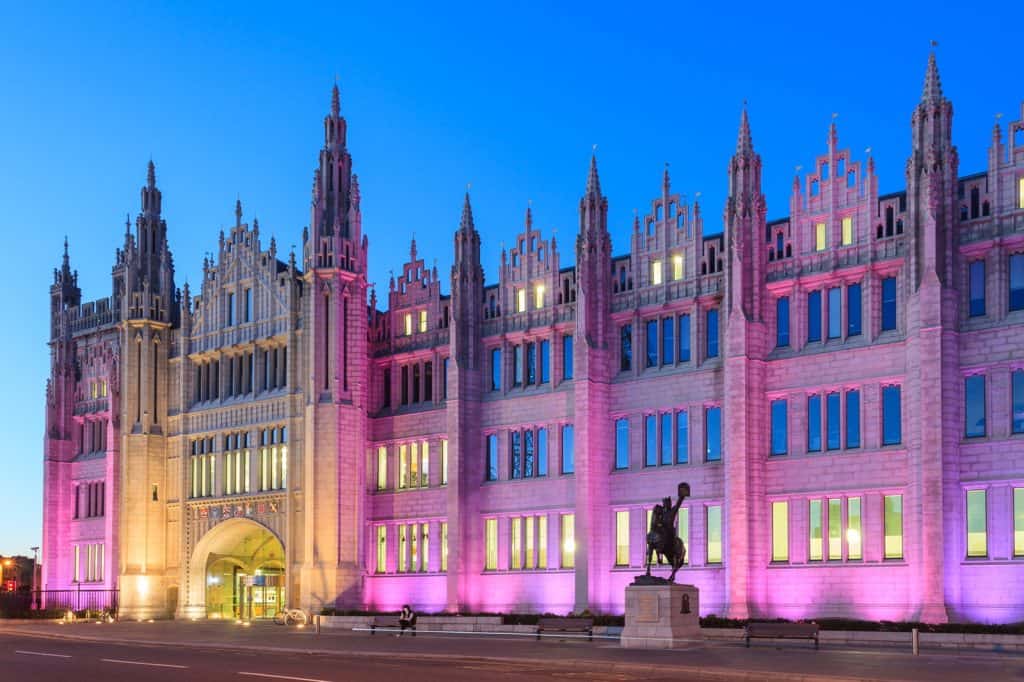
[525,203,533,231]
[585,154,602,196]
[331,81,341,117]
[922,52,943,103]
[235,198,243,227]
[147,159,156,189]
[736,106,754,155]
[459,192,475,232]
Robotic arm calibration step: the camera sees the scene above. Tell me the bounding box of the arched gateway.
[182,518,286,619]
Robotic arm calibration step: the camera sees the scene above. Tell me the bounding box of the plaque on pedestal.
[621,582,701,649]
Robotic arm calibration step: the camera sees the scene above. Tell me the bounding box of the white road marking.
[239,673,332,682]
[15,650,72,658]
[101,658,189,669]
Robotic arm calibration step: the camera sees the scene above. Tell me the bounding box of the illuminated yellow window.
[398,444,408,490]
[511,517,522,569]
[399,525,408,573]
[1019,177,1024,210]
[525,516,535,569]
[376,446,387,491]
[771,501,788,562]
[410,524,419,572]
[847,497,862,560]
[1015,489,1024,557]
[534,283,545,309]
[403,313,413,336]
[516,288,527,313]
[842,216,853,246]
[376,526,387,573]
[441,521,449,572]
[441,439,448,486]
[651,260,663,285]
[884,494,903,559]
[420,441,429,488]
[967,489,987,558]
[409,442,419,488]
[560,513,575,568]
[538,515,548,568]
[678,507,689,564]
[615,510,630,566]
[706,505,722,564]
[419,310,428,333]
[485,518,498,570]
[672,254,684,281]
[421,523,429,572]
[809,499,822,561]
[828,498,842,560]
[815,223,827,251]
[90,382,98,399]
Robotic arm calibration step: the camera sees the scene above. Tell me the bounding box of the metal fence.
[33,588,119,615]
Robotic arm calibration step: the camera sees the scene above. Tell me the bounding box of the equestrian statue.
[643,481,690,583]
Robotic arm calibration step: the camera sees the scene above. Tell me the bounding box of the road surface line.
[15,650,72,658]
[101,658,188,669]
[239,673,332,682]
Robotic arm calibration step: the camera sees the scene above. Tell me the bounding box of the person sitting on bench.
[398,604,417,637]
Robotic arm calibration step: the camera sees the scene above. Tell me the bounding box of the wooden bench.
[369,614,416,635]
[745,622,819,649]
[536,617,594,641]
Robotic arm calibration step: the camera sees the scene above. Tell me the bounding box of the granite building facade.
[42,56,1024,622]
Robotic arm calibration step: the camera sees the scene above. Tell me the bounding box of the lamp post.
[30,546,40,609]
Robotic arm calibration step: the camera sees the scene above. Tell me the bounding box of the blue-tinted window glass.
[770,399,788,455]
[562,424,575,474]
[965,375,986,438]
[645,414,657,466]
[706,407,722,462]
[676,410,688,464]
[882,385,902,445]
[511,431,522,478]
[486,434,498,481]
[537,428,548,476]
[807,395,821,452]
[678,314,691,362]
[615,418,630,469]
[826,393,841,450]
[776,297,790,348]
[443,357,449,400]
[620,325,633,371]
[969,261,986,317]
[491,348,501,391]
[847,284,862,336]
[513,345,523,386]
[828,287,841,339]
[662,318,674,365]
[1014,371,1024,435]
[881,277,897,331]
[524,429,534,477]
[646,319,658,368]
[808,291,822,342]
[846,390,861,448]
[661,412,672,465]
[526,343,536,385]
[706,309,719,358]
[540,340,550,384]
[1011,254,1024,312]
[563,334,574,380]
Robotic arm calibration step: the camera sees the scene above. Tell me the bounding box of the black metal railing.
[33,588,119,615]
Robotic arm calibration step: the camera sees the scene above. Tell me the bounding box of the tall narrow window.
[676,410,688,464]
[1019,177,1024,210]
[705,406,722,462]
[651,260,663,285]
[826,393,841,450]
[526,343,536,385]
[882,385,902,445]
[523,429,534,478]
[881,277,897,331]
[615,418,630,469]
[441,522,449,572]
[538,515,548,568]
[486,434,498,482]
[808,499,823,561]
[513,345,523,386]
[847,497,862,560]
[828,498,842,560]
[376,526,387,573]
[404,313,413,336]
[227,292,235,326]
[534,283,545,309]
[563,335,574,380]
[561,424,574,474]
[537,427,548,476]
[510,431,522,479]
[884,494,903,560]
[662,318,674,365]
[846,389,861,448]
[244,288,252,323]
[966,489,987,558]
[376,446,387,491]
[560,514,575,568]
[644,415,657,467]
[827,287,841,339]
[398,525,408,573]
[1011,254,1024,312]
[678,314,691,362]
[770,399,787,456]
[419,309,428,333]
[706,309,719,358]
[660,412,672,466]
[776,297,790,348]
[510,517,522,569]
[706,505,722,564]
[646,319,658,368]
[516,288,527,313]
[441,439,448,486]
[620,324,633,371]
[841,216,853,246]
[442,357,449,400]
[1013,371,1024,434]
[678,507,689,564]
[615,510,631,566]
[673,254,684,280]
[969,260,986,317]
[1015,488,1024,557]
[485,519,498,570]
[491,348,501,391]
[808,291,822,342]
[847,283,862,336]
[807,394,822,452]
[815,222,827,251]
[540,340,550,383]
[965,375,986,438]
[771,501,789,562]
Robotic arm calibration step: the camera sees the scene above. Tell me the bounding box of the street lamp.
[30,547,40,609]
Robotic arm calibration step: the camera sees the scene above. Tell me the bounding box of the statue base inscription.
[621,583,701,649]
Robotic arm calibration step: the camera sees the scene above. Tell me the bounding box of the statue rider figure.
[644,482,690,582]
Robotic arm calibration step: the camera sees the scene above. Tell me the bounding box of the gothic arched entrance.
[188,518,286,619]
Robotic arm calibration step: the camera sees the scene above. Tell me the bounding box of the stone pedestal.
[621,582,702,649]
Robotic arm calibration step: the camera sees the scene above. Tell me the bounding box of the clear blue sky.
[0,1,1018,556]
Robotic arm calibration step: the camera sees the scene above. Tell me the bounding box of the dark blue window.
[513,345,523,386]
[615,418,630,469]
[706,406,722,462]
[1011,254,1024,312]
[706,309,719,358]
[676,410,688,463]
[1014,372,1024,434]
[808,291,822,342]
[491,348,501,391]
[540,340,550,384]
[662,318,674,365]
[563,334,574,380]
[776,297,790,348]
[511,431,522,478]
[969,261,986,317]
[826,392,841,450]
[620,325,633,371]
[524,429,534,477]
[770,399,788,455]
[646,319,658,368]
[526,343,536,385]
[882,385,901,445]
[537,427,548,476]
[443,357,449,400]
[847,283,862,336]
[678,314,691,362]
[561,424,574,474]
[965,375,986,438]
[846,389,860,448]
[881,277,897,331]
[827,287,841,339]
[486,434,498,481]
[807,394,821,452]
[645,414,657,466]
[661,412,672,465]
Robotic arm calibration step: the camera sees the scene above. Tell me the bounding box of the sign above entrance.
[191,498,282,521]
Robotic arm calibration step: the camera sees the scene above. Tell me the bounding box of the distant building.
[42,55,1024,623]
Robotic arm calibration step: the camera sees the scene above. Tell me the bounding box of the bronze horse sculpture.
[644,482,690,582]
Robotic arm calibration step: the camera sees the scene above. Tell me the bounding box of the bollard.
[315,614,321,635]
[912,627,919,656]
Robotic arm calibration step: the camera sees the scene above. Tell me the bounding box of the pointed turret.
[736,106,753,155]
[235,198,243,227]
[585,154,602,197]
[147,159,156,188]
[458,192,475,233]
[50,237,81,338]
[331,81,340,117]
[922,51,943,103]
[723,105,766,319]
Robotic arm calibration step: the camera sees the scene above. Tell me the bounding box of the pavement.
[0,619,1022,681]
